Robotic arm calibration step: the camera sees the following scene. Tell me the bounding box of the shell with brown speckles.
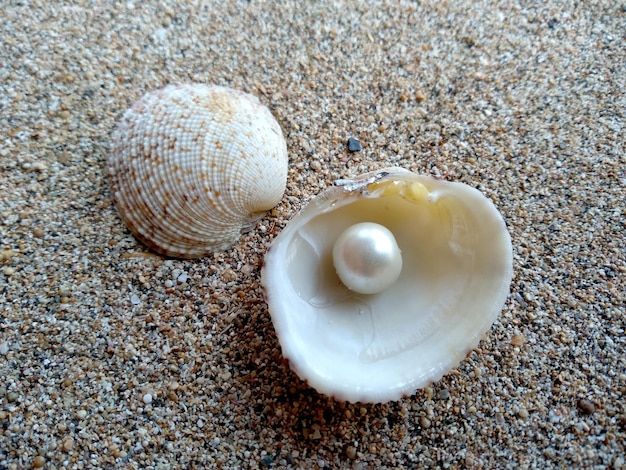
[107,83,288,258]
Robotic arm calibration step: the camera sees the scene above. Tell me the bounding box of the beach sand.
[1,1,624,468]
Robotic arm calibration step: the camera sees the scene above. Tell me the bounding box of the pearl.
[332,222,403,295]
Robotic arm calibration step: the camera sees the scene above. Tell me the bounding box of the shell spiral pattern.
[107,84,289,258]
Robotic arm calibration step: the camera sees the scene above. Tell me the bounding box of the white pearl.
[332,222,403,295]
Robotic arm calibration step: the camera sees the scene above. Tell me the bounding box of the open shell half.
[262,168,513,403]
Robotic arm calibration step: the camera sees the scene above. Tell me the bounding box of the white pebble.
[31,161,48,171]
[0,342,8,355]
[142,393,153,404]
[2,266,15,276]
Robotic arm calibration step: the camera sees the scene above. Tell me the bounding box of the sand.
[0,1,624,468]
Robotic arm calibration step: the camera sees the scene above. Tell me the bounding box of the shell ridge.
[107,83,288,257]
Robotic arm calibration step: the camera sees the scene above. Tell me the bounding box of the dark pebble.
[347,137,362,152]
[577,398,595,415]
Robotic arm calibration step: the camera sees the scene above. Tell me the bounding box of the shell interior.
[262,168,513,403]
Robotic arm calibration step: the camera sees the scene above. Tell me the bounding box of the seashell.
[107,83,288,258]
[262,168,513,403]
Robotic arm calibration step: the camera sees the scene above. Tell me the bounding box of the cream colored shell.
[107,83,288,258]
[262,168,513,403]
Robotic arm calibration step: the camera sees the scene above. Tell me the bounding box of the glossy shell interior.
[262,168,513,403]
[107,83,288,258]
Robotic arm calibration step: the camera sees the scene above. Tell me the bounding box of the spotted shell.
[262,168,513,403]
[107,83,288,258]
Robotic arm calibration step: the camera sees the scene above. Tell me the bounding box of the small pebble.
[0,342,9,355]
[76,409,87,419]
[518,407,529,419]
[514,292,528,309]
[548,408,563,423]
[221,268,237,283]
[575,421,590,433]
[419,416,431,428]
[311,423,321,440]
[511,334,526,346]
[415,89,426,102]
[347,137,362,152]
[439,388,450,399]
[63,437,74,451]
[143,393,153,404]
[33,456,45,468]
[346,445,357,459]
[577,398,595,415]
[2,266,15,276]
[130,294,141,305]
